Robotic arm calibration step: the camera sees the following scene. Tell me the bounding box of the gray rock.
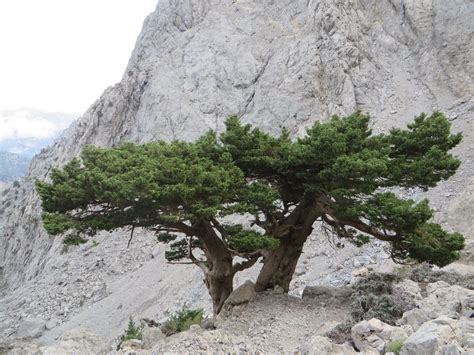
[351,318,407,353]
[16,318,46,339]
[224,280,256,308]
[400,316,463,355]
[142,325,166,349]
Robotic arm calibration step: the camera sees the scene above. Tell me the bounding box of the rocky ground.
[0,224,391,343]
[2,270,473,354]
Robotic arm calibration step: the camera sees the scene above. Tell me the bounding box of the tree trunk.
[196,220,235,314]
[204,257,234,314]
[255,232,308,292]
[255,203,321,292]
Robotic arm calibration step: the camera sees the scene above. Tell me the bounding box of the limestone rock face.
[0,0,473,341]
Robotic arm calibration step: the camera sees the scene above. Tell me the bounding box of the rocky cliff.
[0,0,473,342]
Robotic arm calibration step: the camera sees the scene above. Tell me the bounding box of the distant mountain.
[0,108,77,158]
[0,151,30,182]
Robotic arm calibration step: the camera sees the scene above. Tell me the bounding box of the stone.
[400,316,463,355]
[224,280,256,308]
[458,317,474,348]
[461,294,474,318]
[142,325,166,349]
[351,267,369,278]
[351,318,408,353]
[398,309,430,332]
[417,283,473,319]
[120,338,144,351]
[16,318,46,338]
[45,318,59,331]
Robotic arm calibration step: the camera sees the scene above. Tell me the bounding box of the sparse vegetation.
[327,272,413,343]
[117,317,143,350]
[63,234,87,246]
[161,308,204,336]
[408,264,474,289]
[386,337,406,355]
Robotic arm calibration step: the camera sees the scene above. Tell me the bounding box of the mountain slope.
[0,0,472,341]
[0,152,29,182]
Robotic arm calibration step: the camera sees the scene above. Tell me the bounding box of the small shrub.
[63,235,87,246]
[161,308,203,336]
[350,293,403,325]
[92,240,100,247]
[386,337,406,355]
[352,272,402,295]
[409,264,474,290]
[325,321,352,344]
[117,317,143,350]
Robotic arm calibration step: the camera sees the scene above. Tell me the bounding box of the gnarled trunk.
[204,257,234,314]
[255,203,321,292]
[255,232,308,292]
[197,221,236,314]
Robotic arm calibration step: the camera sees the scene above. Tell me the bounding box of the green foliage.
[224,224,279,253]
[117,317,143,350]
[156,232,178,243]
[63,234,87,246]
[161,308,203,336]
[36,111,464,288]
[386,338,407,355]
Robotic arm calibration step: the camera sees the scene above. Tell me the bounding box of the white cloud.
[0,109,76,141]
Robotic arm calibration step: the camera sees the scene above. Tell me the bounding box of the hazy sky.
[0,0,157,115]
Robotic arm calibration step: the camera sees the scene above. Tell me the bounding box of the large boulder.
[398,309,430,332]
[351,318,408,353]
[16,318,46,339]
[400,316,463,355]
[417,282,473,319]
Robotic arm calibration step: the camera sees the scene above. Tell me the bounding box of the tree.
[36,135,278,314]
[220,112,464,291]
[36,111,464,311]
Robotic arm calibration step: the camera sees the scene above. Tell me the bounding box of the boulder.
[16,318,46,339]
[398,309,430,332]
[142,325,166,349]
[417,283,473,319]
[300,335,358,354]
[458,317,474,348]
[461,294,474,319]
[351,318,408,353]
[224,280,256,308]
[400,316,463,355]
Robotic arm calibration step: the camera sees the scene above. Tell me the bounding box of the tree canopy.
[36,111,464,311]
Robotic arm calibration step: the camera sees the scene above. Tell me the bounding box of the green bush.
[386,338,406,355]
[161,308,204,336]
[117,317,143,350]
[63,234,87,246]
